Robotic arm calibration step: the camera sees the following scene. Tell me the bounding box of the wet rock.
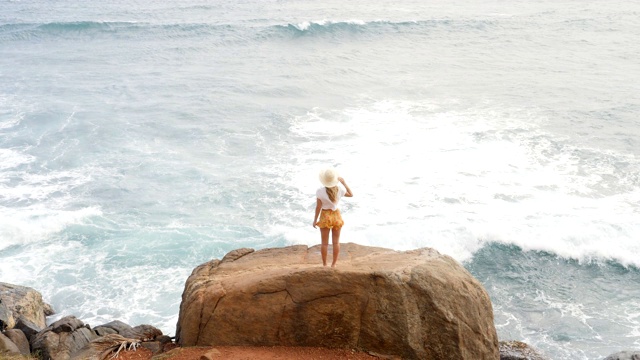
[177,243,499,360]
[604,351,640,360]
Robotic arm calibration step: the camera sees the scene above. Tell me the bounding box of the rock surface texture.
[3,328,30,355]
[0,282,54,331]
[0,331,21,355]
[32,315,97,360]
[70,321,165,360]
[604,351,640,360]
[499,340,550,360]
[176,243,499,360]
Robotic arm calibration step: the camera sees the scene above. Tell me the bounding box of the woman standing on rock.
[313,168,353,267]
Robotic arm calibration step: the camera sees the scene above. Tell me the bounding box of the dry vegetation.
[0,355,38,360]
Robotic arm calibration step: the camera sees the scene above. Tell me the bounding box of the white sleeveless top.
[316,186,346,211]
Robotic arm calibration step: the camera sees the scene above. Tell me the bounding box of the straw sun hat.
[319,168,339,188]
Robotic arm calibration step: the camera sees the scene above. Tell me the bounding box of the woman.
[313,168,353,267]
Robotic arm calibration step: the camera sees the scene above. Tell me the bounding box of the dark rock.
[15,316,42,342]
[50,316,85,334]
[0,331,21,355]
[3,329,30,355]
[121,324,162,341]
[93,326,118,337]
[32,315,98,360]
[157,335,172,344]
[604,351,640,360]
[95,319,133,335]
[500,341,550,360]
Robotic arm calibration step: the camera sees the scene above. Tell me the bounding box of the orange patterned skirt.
[317,209,344,229]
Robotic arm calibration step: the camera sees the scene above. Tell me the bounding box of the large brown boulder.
[176,243,499,360]
[0,282,54,330]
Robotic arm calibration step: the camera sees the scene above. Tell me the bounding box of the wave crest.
[0,21,219,41]
[270,18,494,36]
[0,18,495,42]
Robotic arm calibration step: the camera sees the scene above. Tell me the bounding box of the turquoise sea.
[1,1,639,358]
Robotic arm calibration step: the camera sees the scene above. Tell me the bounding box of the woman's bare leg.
[320,228,330,266]
[331,227,341,267]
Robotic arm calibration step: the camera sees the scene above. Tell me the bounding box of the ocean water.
[1,0,639,358]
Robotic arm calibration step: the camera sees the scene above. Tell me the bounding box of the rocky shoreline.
[0,282,173,359]
[1,244,638,360]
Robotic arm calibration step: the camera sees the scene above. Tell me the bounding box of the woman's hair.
[326,186,339,203]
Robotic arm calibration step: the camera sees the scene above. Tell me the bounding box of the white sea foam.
[0,169,93,201]
[291,19,380,31]
[0,92,29,132]
[0,114,23,130]
[0,157,98,251]
[0,205,102,251]
[0,148,34,170]
[275,99,640,266]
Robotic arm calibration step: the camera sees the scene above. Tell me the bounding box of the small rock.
[604,351,640,360]
[156,335,172,344]
[141,341,162,354]
[15,316,42,342]
[122,324,162,340]
[366,351,402,360]
[0,331,21,355]
[0,301,13,330]
[50,316,85,334]
[3,329,30,355]
[43,303,55,316]
[499,340,550,360]
[200,348,221,360]
[93,326,118,337]
[95,320,133,335]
